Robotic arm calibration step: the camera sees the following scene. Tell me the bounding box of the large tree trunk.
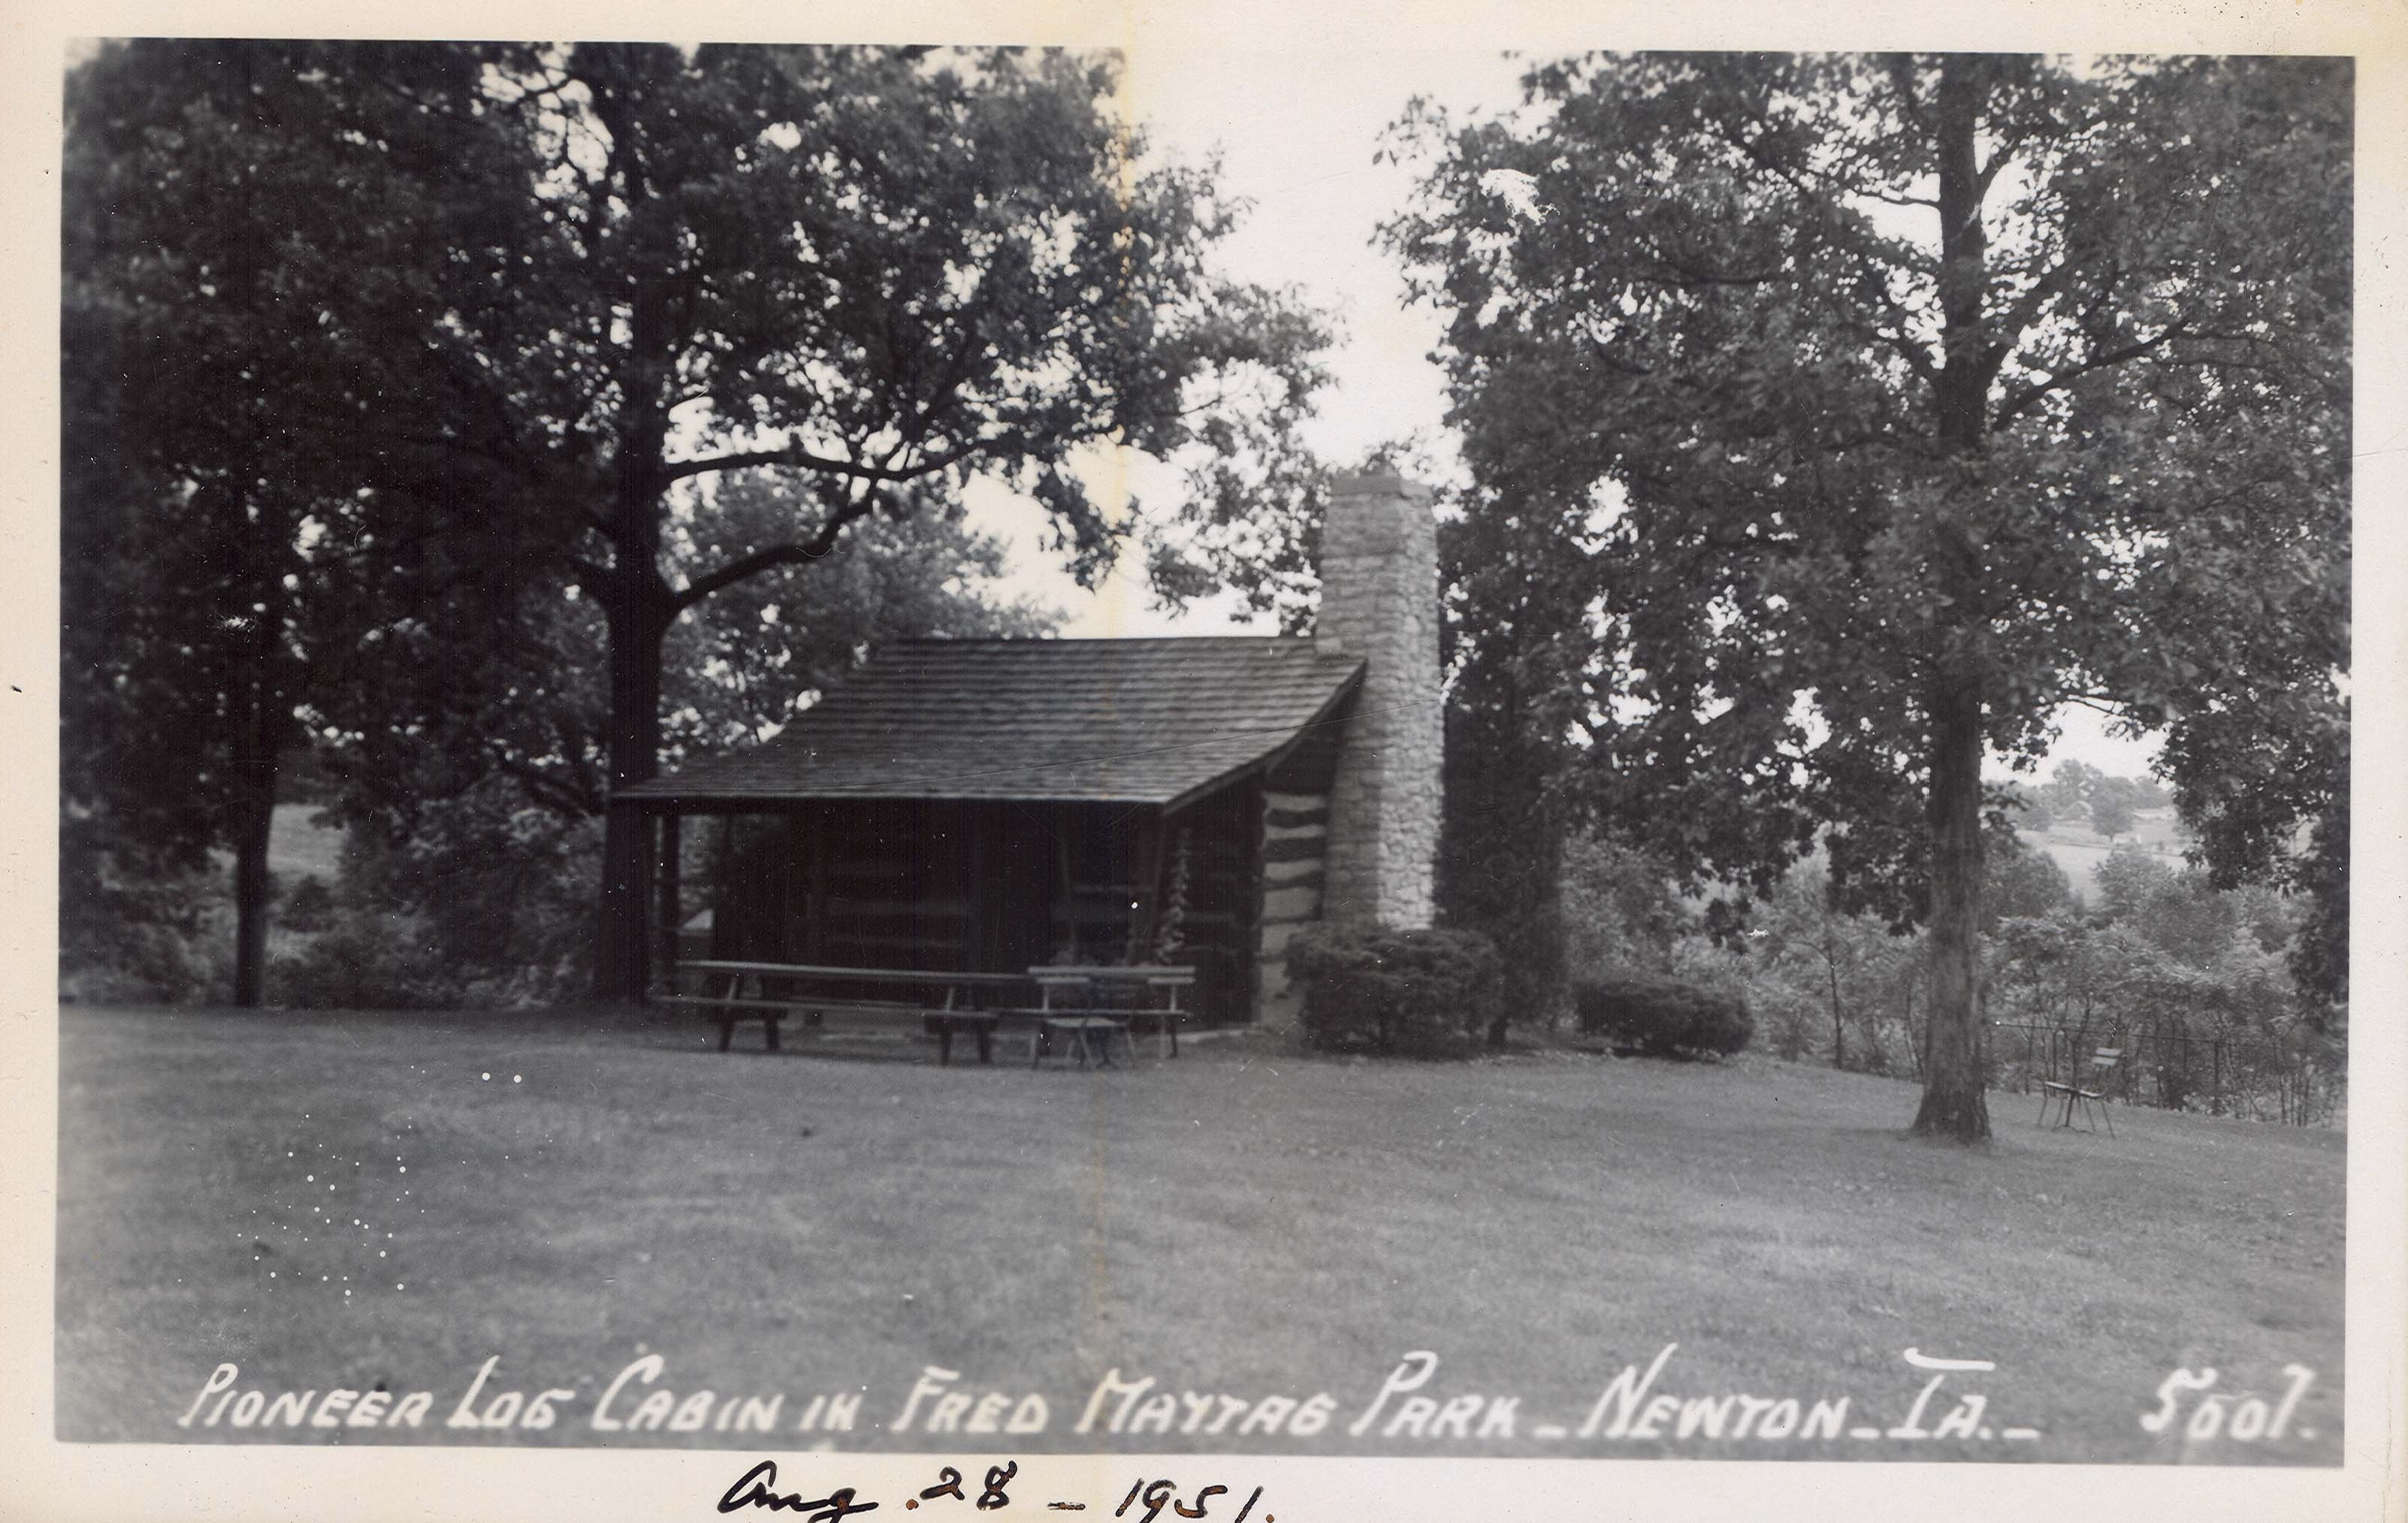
[230,778,275,1006]
[587,206,678,1002]
[1912,678,1991,1140]
[228,565,289,1008]
[593,599,667,1001]
[1908,56,1997,1142]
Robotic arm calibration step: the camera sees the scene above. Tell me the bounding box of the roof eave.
[1158,659,1366,817]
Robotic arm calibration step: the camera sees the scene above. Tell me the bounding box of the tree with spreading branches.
[1385,53,2348,1139]
[66,41,1331,1001]
[457,44,1331,996]
[63,41,553,1005]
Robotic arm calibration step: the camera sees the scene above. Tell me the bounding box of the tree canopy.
[1386,53,2349,1138]
[62,41,545,1002]
[63,41,1333,1000]
[443,44,1331,993]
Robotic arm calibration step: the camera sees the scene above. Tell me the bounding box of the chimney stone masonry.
[1314,471,1441,931]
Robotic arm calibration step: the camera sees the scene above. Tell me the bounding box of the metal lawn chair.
[2037,1047,2121,1135]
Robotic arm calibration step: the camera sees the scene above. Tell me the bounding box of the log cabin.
[614,471,1441,1032]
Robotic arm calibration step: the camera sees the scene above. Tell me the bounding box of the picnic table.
[656,961,1030,1063]
[1020,964,1197,1067]
[657,959,1201,1068]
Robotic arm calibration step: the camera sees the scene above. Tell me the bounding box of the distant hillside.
[2017,805,2189,895]
[267,802,352,883]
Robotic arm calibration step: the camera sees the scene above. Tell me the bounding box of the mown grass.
[55,1005,2343,1463]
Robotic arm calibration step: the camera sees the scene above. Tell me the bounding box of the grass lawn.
[54,1004,2344,1463]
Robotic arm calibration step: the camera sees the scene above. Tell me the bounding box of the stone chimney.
[1315,471,1441,930]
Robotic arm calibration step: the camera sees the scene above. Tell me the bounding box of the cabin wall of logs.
[687,786,1264,1026]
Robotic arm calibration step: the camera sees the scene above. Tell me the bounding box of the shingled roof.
[618,637,1366,810]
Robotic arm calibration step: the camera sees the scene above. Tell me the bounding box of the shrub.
[280,876,337,932]
[1286,923,1503,1057]
[59,860,231,1005]
[1573,971,1753,1059]
[269,905,463,1010]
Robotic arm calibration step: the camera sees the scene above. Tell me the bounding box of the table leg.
[977,1026,993,1065]
[938,1023,954,1066]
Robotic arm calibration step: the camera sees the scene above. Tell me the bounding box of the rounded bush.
[1573,971,1753,1059]
[1286,923,1503,1057]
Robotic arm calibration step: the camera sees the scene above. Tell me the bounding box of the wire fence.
[1987,1020,2337,1127]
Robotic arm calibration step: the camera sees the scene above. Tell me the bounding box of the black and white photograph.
[11,2,2406,1519]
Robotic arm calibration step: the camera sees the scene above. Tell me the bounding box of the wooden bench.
[1017,965,1198,1067]
[657,962,1027,1064]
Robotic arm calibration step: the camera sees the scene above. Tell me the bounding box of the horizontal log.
[1261,836,1328,865]
[821,896,968,917]
[822,933,976,956]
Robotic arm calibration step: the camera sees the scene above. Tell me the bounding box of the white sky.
[967,48,1525,641]
[966,46,2165,779]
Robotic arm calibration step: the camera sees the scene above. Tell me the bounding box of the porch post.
[656,810,683,984]
[1128,808,1166,963]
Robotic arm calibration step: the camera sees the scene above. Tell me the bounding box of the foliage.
[1432,469,1611,1032]
[268,906,462,1012]
[2089,784,2138,842]
[261,796,597,1010]
[1984,843,2332,1123]
[1435,700,1567,1033]
[1982,829,2076,932]
[2031,760,2164,841]
[1573,972,1753,1059]
[57,851,232,1006]
[63,41,1334,1003]
[437,43,1333,993]
[663,476,1056,757]
[2002,782,2054,833]
[1383,53,2349,1139]
[1558,833,1694,978]
[1286,923,1504,1058]
[332,473,1051,834]
[279,878,338,934]
[1745,859,1920,1073]
[61,41,541,1003]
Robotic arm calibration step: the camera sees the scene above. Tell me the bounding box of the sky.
[962,46,2166,781]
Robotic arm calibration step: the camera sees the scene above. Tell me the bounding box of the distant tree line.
[1999,760,2173,841]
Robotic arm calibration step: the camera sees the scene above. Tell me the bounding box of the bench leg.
[977,1026,993,1065]
[718,1017,736,1053]
[765,1016,781,1053]
[938,1024,955,1066]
